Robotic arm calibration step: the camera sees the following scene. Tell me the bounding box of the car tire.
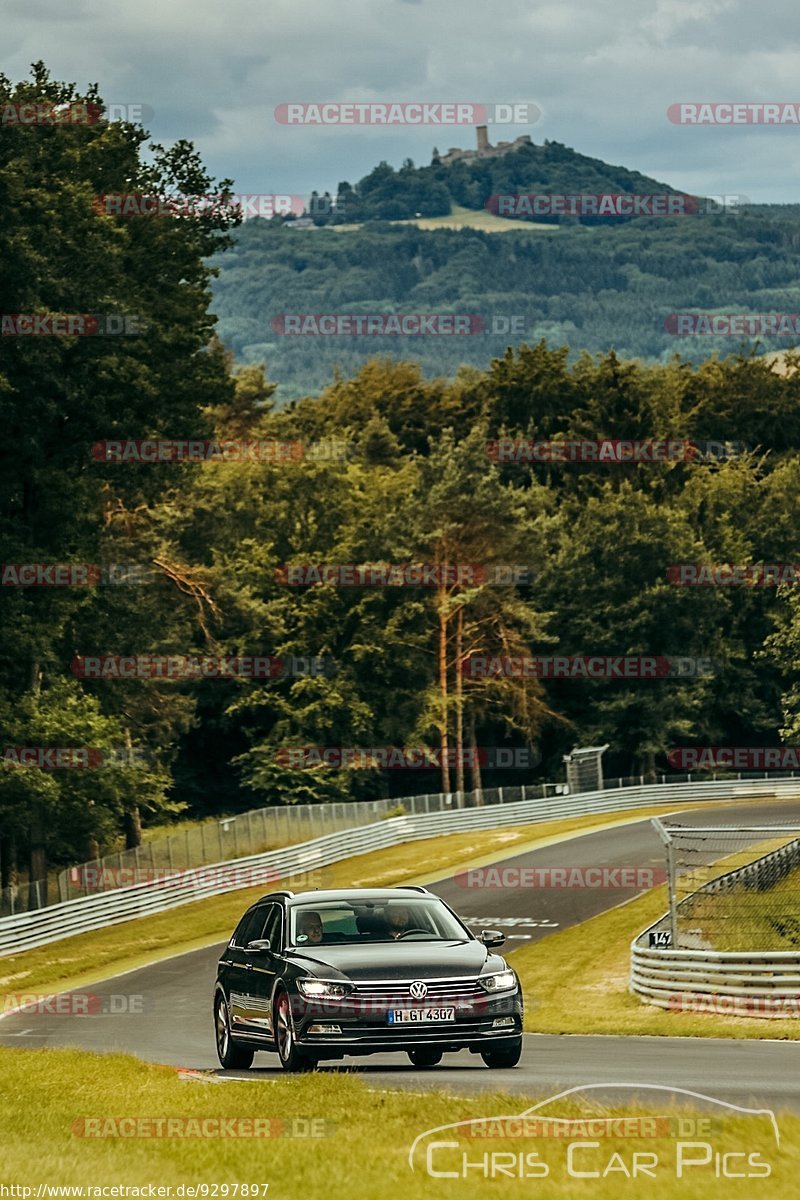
[407,1048,443,1068]
[480,1038,522,1069]
[214,994,254,1070]
[275,990,316,1073]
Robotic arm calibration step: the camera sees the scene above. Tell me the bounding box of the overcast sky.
[4,0,800,202]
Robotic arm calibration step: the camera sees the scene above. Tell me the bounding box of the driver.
[385,904,412,938]
[296,910,324,944]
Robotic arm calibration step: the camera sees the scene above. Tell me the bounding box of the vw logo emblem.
[409,980,427,1000]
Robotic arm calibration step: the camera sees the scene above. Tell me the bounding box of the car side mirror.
[246,938,272,954]
[480,929,505,948]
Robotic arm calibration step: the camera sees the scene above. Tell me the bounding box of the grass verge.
[332,203,559,233]
[0,1046,796,1196]
[509,884,800,1040]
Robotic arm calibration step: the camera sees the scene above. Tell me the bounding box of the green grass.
[0,1046,796,1197]
[333,203,559,234]
[0,806,674,1003]
[509,883,800,1039]
[679,866,800,952]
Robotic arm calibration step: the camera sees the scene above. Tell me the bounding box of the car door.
[225,905,270,1036]
[241,902,283,1040]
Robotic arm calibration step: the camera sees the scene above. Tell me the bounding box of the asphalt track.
[4,797,800,1110]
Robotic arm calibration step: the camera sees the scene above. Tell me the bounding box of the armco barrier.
[2,776,798,957]
[631,941,800,1016]
[632,826,800,1016]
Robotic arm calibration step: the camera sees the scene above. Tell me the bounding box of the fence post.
[666,838,679,949]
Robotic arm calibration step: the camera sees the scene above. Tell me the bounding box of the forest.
[3,66,800,891]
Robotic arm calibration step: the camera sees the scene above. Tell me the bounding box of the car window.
[232,906,268,947]
[261,904,282,950]
[288,897,469,945]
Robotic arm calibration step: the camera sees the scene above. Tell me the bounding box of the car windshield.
[288,897,470,946]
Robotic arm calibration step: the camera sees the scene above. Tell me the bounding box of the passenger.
[385,905,412,938]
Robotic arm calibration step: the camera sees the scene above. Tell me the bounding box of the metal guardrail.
[632,823,800,1016]
[6,784,574,916]
[630,942,800,1014]
[8,767,797,915]
[3,776,797,958]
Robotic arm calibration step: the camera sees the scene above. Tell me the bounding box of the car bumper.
[292,991,523,1056]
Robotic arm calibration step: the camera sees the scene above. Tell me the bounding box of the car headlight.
[296,979,350,999]
[478,969,517,992]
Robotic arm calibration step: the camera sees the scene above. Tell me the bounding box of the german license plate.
[388,1007,455,1023]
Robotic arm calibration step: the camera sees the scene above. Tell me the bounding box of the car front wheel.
[275,991,316,1073]
[480,1038,522,1069]
[214,994,254,1070]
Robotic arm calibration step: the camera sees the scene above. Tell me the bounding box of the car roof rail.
[257,890,295,901]
[398,885,430,893]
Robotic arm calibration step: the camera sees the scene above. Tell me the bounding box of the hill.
[209,142,800,400]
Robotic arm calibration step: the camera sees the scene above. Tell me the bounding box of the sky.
[3,0,800,203]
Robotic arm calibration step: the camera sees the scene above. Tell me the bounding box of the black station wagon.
[214,886,523,1071]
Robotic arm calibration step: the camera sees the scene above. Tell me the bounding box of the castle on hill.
[432,125,532,167]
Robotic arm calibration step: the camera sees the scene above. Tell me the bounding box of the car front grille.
[348,978,486,1009]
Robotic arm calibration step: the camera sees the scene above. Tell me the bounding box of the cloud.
[3,0,799,200]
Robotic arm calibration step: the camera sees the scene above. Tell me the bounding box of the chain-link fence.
[6,768,799,917]
[653,819,800,950]
[2,781,573,915]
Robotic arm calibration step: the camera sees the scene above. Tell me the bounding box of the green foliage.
[212,208,800,401]
[4,65,800,887]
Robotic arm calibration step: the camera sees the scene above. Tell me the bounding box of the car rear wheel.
[407,1047,443,1068]
[480,1038,522,1069]
[275,991,316,1073]
[214,994,254,1070]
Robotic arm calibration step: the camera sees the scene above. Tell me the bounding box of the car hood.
[285,939,505,980]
